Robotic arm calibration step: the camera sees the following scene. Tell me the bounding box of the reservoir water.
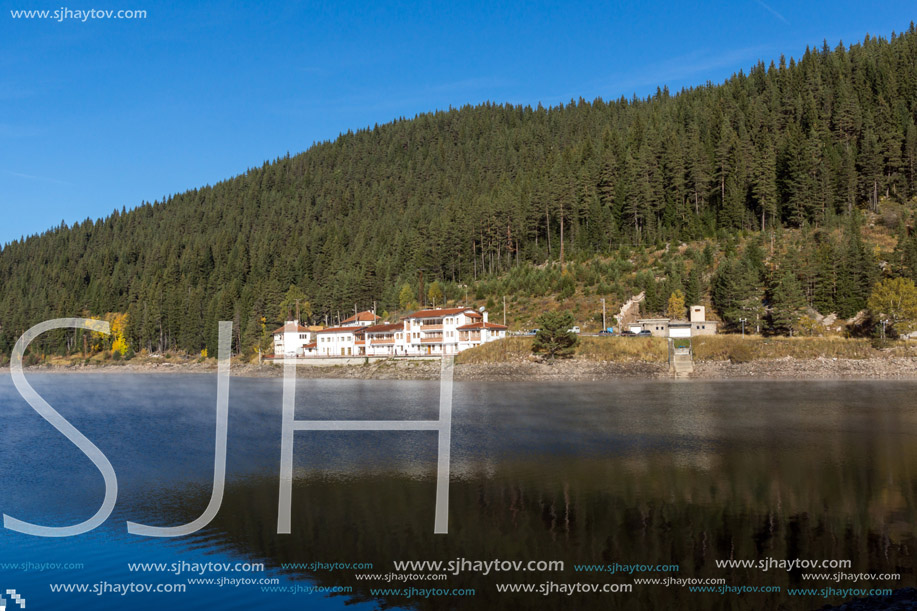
[1,374,915,610]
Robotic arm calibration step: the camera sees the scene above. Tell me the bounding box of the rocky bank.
[5,355,917,381]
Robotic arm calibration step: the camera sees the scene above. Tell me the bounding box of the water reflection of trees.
[146,438,917,611]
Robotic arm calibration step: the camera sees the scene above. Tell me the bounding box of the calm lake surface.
[1,374,916,610]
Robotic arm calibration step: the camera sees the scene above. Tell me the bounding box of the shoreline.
[4,355,917,381]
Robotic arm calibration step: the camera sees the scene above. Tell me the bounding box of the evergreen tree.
[1,28,916,355]
[769,266,806,335]
[835,215,877,317]
[532,311,578,361]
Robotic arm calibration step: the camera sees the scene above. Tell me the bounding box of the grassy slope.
[469,205,915,335]
[456,335,917,365]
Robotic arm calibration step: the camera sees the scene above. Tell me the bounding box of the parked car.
[567,326,581,334]
[528,329,539,335]
[598,329,614,335]
[637,330,653,336]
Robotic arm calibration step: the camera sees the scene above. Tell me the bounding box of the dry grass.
[691,335,886,361]
[459,334,917,366]
[455,335,668,364]
[454,337,533,364]
[575,336,668,362]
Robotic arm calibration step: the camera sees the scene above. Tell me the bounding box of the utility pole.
[503,295,506,327]
[602,298,606,331]
[881,319,888,341]
[740,318,747,338]
[295,299,300,324]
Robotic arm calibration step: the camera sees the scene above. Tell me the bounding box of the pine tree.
[685,266,702,306]
[835,215,877,317]
[532,310,578,361]
[0,29,916,356]
[769,266,806,335]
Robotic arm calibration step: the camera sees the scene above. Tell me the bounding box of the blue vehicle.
[598,328,614,335]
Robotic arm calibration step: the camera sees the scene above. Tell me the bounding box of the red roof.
[362,322,403,333]
[465,311,482,318]
[314,326,364,334]
[457,322,508,330]
[272,322,312,335]
[405,307,475,319]
[303,342,317,349]
[342,310,380,324]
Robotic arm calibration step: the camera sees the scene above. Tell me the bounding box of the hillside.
[1,26,916,357]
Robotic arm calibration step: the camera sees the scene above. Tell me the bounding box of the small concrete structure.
[637,318,671,337]
[689,320,718,336]
[637,305,718,338]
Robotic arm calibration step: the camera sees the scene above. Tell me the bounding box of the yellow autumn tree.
[427,281,444,307]
[666,290,686,320]
[868,277,917,336]
[108,312,130,355]
[88,312,130,355]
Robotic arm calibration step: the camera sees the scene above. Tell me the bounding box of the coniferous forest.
[2,27,917,357]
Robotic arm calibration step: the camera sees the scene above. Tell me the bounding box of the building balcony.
[420,324,443,331]
[420,337,443,343]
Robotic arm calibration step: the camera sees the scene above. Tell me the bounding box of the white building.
[272,321,320,357]
[360,322,403,356]
[389,307,507,356]
[314,325,364,356]
[292,307,507,358]
[310,311,383,356]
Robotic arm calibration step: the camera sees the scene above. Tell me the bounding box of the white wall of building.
[307,308,507,358]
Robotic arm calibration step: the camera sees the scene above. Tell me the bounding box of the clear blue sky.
[1,1,914,245]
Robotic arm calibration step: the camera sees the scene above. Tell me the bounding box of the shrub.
[796,315,824,337]
[727,342,755,363]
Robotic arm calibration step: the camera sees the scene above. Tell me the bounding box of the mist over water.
[1,374,916,609]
